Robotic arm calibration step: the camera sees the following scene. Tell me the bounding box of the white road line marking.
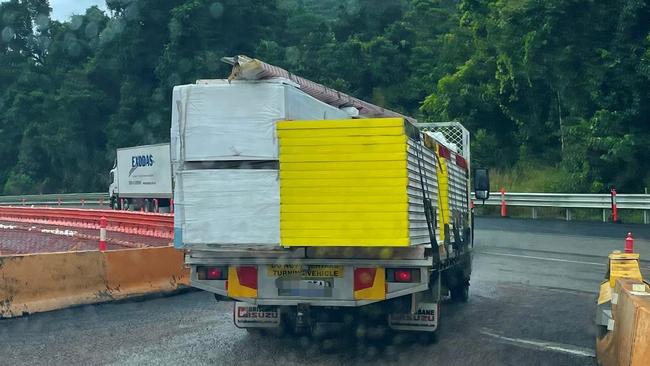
[478,251,605,266]
[480,328,596,358]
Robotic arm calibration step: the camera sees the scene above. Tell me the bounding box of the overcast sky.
[50,0,107,21]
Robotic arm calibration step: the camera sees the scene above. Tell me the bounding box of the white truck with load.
[172,56,490,339]
[109,143,173,212]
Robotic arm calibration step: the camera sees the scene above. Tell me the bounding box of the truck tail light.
[387,268,419,283]
[394,269,412,282]
[197,266,227,280]
[354,268,377,291]
[236,266,258,289]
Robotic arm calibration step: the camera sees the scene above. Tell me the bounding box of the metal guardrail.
[0,193,109,208]
[1,192,648,223]
[472,192,650,223]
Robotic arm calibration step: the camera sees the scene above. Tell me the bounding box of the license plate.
[276,278,334,297]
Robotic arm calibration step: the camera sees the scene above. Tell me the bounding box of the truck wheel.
[450,284,469,303]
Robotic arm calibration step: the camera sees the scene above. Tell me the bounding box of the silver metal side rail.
[0,192,109,208]
[472,192,650,223]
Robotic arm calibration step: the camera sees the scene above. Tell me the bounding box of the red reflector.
[236,266,258,289]
[455,154,468,170]
[197,266,226,280]
[437,144,451,159]
[394,269,412,282]
[354,268,376,291]
[206,268,222,280]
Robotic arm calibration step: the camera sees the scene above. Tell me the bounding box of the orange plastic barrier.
[0,247,188,318]
[105,247,188,296]
[597,278,650,366]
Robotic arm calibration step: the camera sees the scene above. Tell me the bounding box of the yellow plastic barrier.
[597,249,650,366]
[0,247,188,318]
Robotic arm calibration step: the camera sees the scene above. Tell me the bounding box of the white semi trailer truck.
[109,143,173,212]
[172,56,490,339]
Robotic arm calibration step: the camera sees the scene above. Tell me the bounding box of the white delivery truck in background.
[109,143,173,212]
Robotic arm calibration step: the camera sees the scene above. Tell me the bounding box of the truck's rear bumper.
[191,280,429,307]
[186,248,436,306]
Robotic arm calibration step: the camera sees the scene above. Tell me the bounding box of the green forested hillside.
[0,0,649,194]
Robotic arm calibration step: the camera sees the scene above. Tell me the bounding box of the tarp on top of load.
[170,79,350,163]
[222,55,417,125]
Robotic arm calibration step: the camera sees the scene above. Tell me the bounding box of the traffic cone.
[625,232,634,253]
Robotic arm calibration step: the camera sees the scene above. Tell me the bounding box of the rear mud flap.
[233,302,281,328]
[388,302,439,332]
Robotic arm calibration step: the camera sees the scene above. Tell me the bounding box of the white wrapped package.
[171,79,349,162]
[174,169,279,246]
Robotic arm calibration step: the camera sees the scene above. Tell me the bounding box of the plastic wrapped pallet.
[174,169,280,246]
[170,79,350,163]
[277,117,466,247]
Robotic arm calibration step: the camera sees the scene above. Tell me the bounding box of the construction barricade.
[596,235,650,366]
[0,246,188,318]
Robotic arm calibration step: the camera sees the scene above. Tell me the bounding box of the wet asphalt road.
[2,217,649,366]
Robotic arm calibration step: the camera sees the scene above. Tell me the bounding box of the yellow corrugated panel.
[281,203,408,213]
[436,156,450,243]
[278,127,405,139]
[281,151,406,163]
[282,238,410,246]
[280,143,405,155]
[277,118,403,130]
[280,135,407,146]
[280,169,407,180]
[282,228,408,239]
[281,212,409,224]
[278,118,411,247]
[281,220,410,230]
[280,186,406,197]
[280,177,408,188]
[281,194,407,204]
[281,160,406,171]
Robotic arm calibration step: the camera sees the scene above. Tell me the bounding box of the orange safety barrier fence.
[0,207,173,239]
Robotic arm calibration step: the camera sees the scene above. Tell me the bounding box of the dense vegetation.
[0,0,649,194]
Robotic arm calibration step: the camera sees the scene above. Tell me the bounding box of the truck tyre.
[450,283,469,303]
